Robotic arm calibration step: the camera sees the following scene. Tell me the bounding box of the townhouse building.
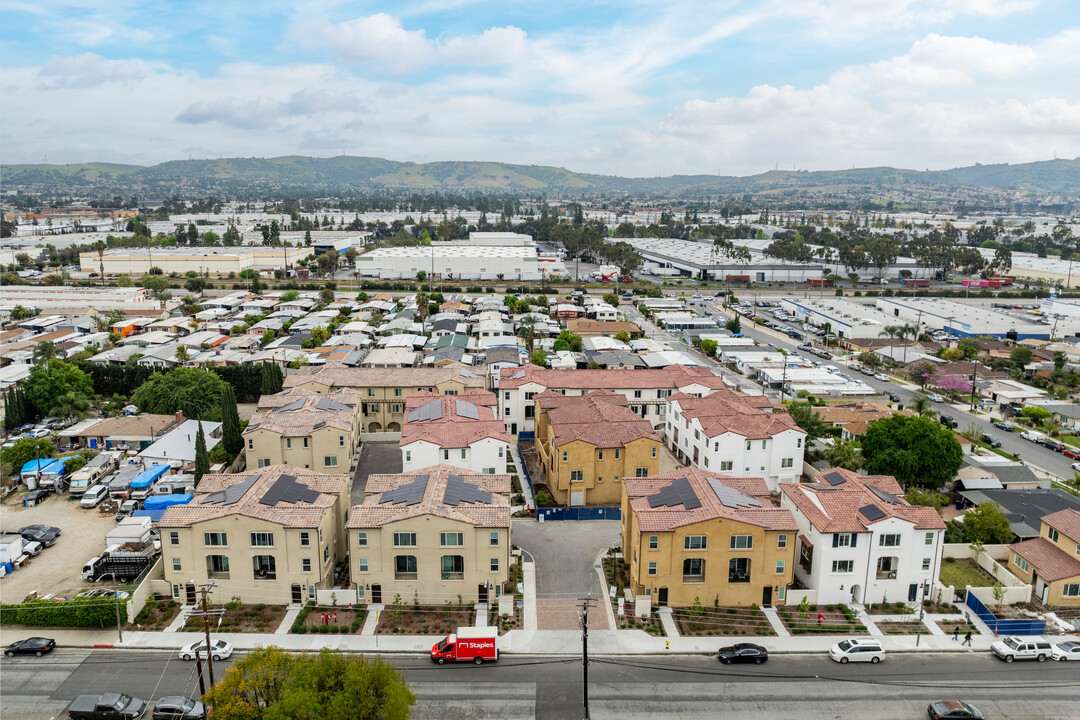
[283,362,486,434]
[347,465,511,606]
[665,392,806,491]
[244,388,361,472]
[159,464,351,605]
[498,364,730,439]
[400,390,509,474]
[621,468,798,608]
[1008,508,1080,606]
[535,390,661,507]
[780,468,947,605]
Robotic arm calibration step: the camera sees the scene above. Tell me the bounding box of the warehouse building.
[356,244,566,281]
[0,286,153,312]
[780,298,901,338]
[79,247,312,277]
[874,298,1066,340]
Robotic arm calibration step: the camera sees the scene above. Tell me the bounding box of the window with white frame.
[777,534,788,549]
[490,558,500,572]
[775,560,785,574]
[781,458,793,468]
[250,532,274,547]
[649,535,659,550]
[925,532,935,545]
[356,532,367,547]
[570,470,583,482]
[834,533,853,548]
[1048,527,1060,543]
[922,557,932,571]
[636,467,649,477]
[324,455,338,467]
[832,560,854,573]
[684,535,707,550]
[393,532,416,546]
[729,535,753,550]
[879,534,901,547]
[339,436,345,447]
[172,557,181,572]
[490,531,500,546]
[257,458,271,468]
[647,561,657,576]
[720,461,733,471]
[302,558,311,572]
[1063,583,1080,597]
[357,558,369,572]
[440,532,464,547]
[1013,555,1030,573]
[169,531,179,546]
[204,532,227,547]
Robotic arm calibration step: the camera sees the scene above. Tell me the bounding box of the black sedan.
[928,700,983,719]
[17,524,60,547]
[992,421,1015,432]
[981,434,1002,448]
[152,696,206,720]
[5,637,56,657]
[717,643,768,664]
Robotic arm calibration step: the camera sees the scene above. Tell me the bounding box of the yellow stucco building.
[1009,508,1080,606]
[621,468,797,608]
[243,388,361,472]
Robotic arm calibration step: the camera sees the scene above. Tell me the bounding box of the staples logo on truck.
[431,626,499,665]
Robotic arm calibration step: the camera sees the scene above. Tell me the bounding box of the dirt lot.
[0,491,120,601]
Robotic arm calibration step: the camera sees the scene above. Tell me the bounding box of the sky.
[1,0,1078,177]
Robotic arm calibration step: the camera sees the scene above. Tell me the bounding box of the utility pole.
[915,581,929,647]
[113,591,124,643]
[579,597,593,720]
[187,583,223,688]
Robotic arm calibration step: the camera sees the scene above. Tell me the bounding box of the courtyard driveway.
[511,518,621,630]
[352,442,402,505]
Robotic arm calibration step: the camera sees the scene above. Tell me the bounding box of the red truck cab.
[431,626,498,665]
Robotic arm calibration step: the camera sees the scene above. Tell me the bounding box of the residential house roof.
[565,319,641,337]
[347,464,511,529]
[399,390,507,449]
[256,387,360,410]
[283,362,485,390]
[624,467,797,533]
[957,488,1080,539]
[1009,537,1080,582]
[780,468,945,533]
[245,393,357,438]
[668,391,801,440]
[535,389,659,448]
[499,363,730,391]
[74,413,182,441]
[1043,508,1080,541]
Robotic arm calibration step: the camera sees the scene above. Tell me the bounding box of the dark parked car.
[22,488,52,507]
[1041,438,1066,453]
[981,434,1002,448]
[939,415,958,428]
[927,700,984,719]
[888,391,901,403]
[5,636,56,657]
[992,421,1015,432]
[67,693,147,720]
[717,642,768,665]
[17,524,60,547]
[151,696,206,720]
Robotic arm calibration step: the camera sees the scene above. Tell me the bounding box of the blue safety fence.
[537,507,621,521]
[965,590,1045,636]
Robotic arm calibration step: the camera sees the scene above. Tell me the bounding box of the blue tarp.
[20,458,65,474]
[143,493,193,510]
[132,509,165,523]
[130,464,170,489]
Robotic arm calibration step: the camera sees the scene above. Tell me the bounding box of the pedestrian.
[963,631,972,647]
[952,626,959,641]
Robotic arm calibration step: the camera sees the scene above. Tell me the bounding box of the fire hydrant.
[665,640,670,650]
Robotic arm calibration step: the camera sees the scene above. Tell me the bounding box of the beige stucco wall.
[244,426,357,473]
[537,431,660,506]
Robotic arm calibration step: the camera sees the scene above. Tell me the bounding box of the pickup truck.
[67,692,147,719]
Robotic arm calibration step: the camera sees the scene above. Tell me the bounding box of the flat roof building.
[875,297,1063,340]
[79,247,310,277]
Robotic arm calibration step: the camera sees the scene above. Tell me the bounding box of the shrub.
[1,598,125,628]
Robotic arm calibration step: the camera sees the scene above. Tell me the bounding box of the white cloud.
[768,0,1038,35]
[38,52,158,88]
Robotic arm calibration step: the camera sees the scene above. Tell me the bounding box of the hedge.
[0,597,127,628]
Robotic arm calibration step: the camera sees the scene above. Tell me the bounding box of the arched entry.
[850,584,862,604]
[387,422,400,432]
[367,422,382,432]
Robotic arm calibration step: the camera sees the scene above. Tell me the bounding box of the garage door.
[570,491,584,507]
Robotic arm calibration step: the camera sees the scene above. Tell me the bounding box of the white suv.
[990,636,1053,662]
[829,638,885,664]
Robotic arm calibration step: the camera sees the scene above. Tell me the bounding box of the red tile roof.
[499,363,730,391]
[624,467,797,533]
[780,469,945,533]
[1010,537,1080,582]
[536,389,659,448]
[348,464,511,529]
[669,392,804,440]
[1043,508,1080,541]
[283,361,485,390]
[399,390,507,449]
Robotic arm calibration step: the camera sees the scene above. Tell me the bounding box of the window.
[876,556,898,579]
[720,461,733,471]
[879,534,901,547]
[636,467,649,477]
[298,531,310,546]
[634,390,642,399]
[393,532,416,547]
[797,438,802,448]
[597,476,603,483]
[440,532,464,547]
[781,458,794,468]
[648,561,657,576]
[1063,583,1080,597]
[490,531,500,546]
[562,451,568,462]
[652,447,657,458]
[925,532,934,546]
[247,439,253,450]
[304,438,310,448]
[683,558,705,581]
[441,555,464,579]
[777,534,788,549]
[778,587,786,601]
[323,546,329,563]
[504,408,510,416]
[598,450,604,460]
[649,535,659,550]
[253,555,276,579]
[614,476,620,483]
[498,446,504,458]
[204,532,227,547]
[391,404,401,414]
[208,555,230,577]
[728,558,749,582]
[367,388,375,397]
[339,436,345,447]
[169,531,179,546]
[443,449,450,460]
[1013,555,1030,573]
[257,458,271,468]
[395,555,417,579]
[570,470,583,482]
[775,560,786,574]
[525,392,536,401]
[302,559,312,572]
[922,557,932,571]
[694,430,700,440]
[615,449,621,460]
[761,440,767,450]
[250,532,274,547]
[172,558,181,572]
[490,558,500,572]
[832,560,854,573]
[405,450,412,463]
[356,532,367,547]
[1048,527,1060,543]
[684,536,708,550]
[324,455,338,467]
[394,388,402,397]
[746,440,752,451]
[729,535,753,550]
[833,533,854,548]
[482,467,496,474]
[286,438,292,449]
[357,558,368,573]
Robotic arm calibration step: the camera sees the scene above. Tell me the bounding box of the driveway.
[511,518,620,630]
[352,442,402,505]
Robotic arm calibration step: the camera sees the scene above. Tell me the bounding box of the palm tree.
[50,392,92,421]
[32,341,57,365]
[824,440,864,471]
[910,395,936,418]
[517,316,537,353]
[94,239,107,287]
[174,345,190,364]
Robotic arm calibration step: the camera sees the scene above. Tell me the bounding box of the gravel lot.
[1,491,120,601]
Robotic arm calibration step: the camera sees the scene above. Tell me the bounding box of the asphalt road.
[3,649,1077,720]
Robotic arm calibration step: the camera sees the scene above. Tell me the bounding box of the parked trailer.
[68,452,120,496]
[81,543,155,582]
[431,626,499,664]
[128,463,171,501]
[107,464,143,500]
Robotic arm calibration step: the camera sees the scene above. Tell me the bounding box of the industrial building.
[79,247,312,277]
[356,244,566,281]
[0,285,153,312]
[874,298,1067,340]
[779,298,901,339]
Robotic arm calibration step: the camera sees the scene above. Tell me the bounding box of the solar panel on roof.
[869,486,902,505]
[271,399,306,413]
[647,477,702,510]
[315,398,352,411]
[379,474,430,506]
[509,370,526,380]
[456,401,479,420]
[859,504,886,521]
[706,478,761,509]
[259,473,322,506]
[443,474,493,506]
[203,473,260,505]
[821,470,848,486]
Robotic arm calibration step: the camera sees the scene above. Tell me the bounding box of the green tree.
[910,395,936,417]
[904,487,949,509]
[193,420,209,485]
[201,647,415,720]
[280,289,300,302]
[724,315,742,334]
[700,338,718,357]
[31,341,58,365]
[957,338,981,360]
[614,330,631,344]
[174,345,190,363]
[856,351,882,370]
[0,437,57,472]
[823,440,864,471]
[555,330,583,352]
[25,360,94,416]
[1021,406,1051,423]
[530,349,548,366]
[49,391,92,421]
[603,292,619,307]
[261,362,284,395]
[130,368,226,420]
[961,501,1014,544]
[319,287,336,306]
[220,384,243,457]
[861,415,963,488]
[3,387,34,430]
[787,403,827,444]
[1010,346,1033,367]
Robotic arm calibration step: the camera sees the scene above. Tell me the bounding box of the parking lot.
[1,491,120,601]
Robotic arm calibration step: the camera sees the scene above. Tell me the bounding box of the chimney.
[175,411,184,423]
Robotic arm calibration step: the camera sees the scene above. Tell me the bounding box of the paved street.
[3,649,1077,720]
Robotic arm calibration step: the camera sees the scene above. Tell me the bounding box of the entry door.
[291,584,302,604]
[908,584,918,602]
[185,583,197,605]
[762,586,773,607]
[657,587,668,606]
[511,423,517,435]
[478,584,488,603]
[372,584,382,604]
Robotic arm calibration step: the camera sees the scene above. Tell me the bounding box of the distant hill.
[2,156,1077,196]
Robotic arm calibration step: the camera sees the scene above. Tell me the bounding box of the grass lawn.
[939,559,995,589]
[1060,435,1080,448]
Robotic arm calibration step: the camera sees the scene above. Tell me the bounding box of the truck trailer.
[81,542,154,582]
[430,626,499,664]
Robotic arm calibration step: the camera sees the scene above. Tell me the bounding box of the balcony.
[876,570,898,580]
[253,556,277,581]
[441,572,464,581]
[683,574,705,584]
[728,572,750,583]
[394,572,417,581]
